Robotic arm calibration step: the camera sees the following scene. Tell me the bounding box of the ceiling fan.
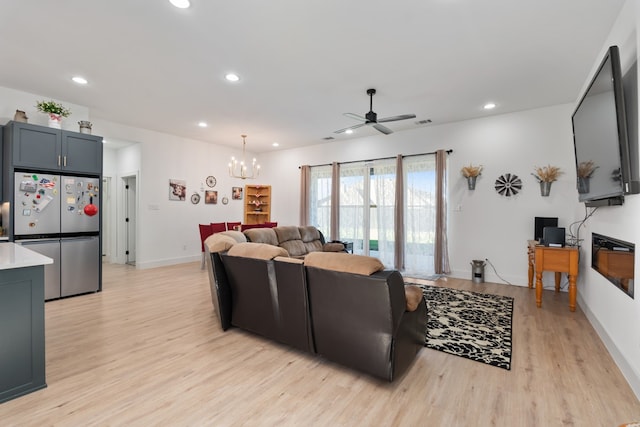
[334,88,416,135]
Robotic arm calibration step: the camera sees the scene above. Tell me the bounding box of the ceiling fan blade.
[373,123,393,135]
[334,122,368,134]
[343,112,367,122]
[377,114,416,123]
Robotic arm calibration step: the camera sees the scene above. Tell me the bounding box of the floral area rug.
[417,284,514,370]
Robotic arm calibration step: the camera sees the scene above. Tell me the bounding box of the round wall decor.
[191,193,201,204]
[206,176,217,187]
[494,173,522,197]
[221,196,229,205]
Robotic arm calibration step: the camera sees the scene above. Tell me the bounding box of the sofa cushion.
[404,285,424,312]
[228,242,289,260]
[274,256,304,264]
[304,252,385,276]
[303,240,324,254]
[244,228,279,246]
[274,226,302,242]
[205,233,239,253]
[220,230,247,243]
[322,242,345,252]
[299,225,321,242]
[274,226,306,257]
[281,240,308,257]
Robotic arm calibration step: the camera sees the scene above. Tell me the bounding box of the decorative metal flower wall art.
[495,173,522,197]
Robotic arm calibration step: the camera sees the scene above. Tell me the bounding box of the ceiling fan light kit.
[334,88,416,135]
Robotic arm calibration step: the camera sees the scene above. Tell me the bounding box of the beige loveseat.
[243,225,344,258]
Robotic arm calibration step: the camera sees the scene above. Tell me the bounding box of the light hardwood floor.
[1,262,639,426]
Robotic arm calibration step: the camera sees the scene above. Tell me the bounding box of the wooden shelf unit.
[243,185,271,225]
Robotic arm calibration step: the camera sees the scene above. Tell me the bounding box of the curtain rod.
[298,149,453,169]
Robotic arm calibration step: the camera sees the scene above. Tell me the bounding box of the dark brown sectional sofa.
[204,230,427,382]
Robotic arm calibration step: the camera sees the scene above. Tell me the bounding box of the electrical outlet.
[182,244,187,251]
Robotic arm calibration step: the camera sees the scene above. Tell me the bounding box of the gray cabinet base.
[0,265,46,403]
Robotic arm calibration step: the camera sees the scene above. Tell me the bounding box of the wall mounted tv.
[571,45,640,207]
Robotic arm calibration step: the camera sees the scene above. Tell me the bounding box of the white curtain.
[309,165,333,238]
[403,154,437,277]
[308,152,444,276]
[338,162,366,252]
[371,159,397,267]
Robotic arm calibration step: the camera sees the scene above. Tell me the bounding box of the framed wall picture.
[169,179,187,201]
[205,190,218,204]
[232,186,243,200]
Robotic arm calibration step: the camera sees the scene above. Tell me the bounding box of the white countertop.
[0,243,54,270]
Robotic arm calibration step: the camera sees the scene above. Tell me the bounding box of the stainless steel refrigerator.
[14,172,100,300]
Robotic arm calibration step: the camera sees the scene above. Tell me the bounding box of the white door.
[102,177,112,259]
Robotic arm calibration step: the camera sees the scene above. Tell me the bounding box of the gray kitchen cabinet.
[3,121,102,175]
[0,264,46,403]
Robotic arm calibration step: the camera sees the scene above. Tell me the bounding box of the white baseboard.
[135,255,200,270]
[578,294,640,401]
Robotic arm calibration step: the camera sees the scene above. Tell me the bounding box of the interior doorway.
[101,176,112,260]
[122,175,137,265]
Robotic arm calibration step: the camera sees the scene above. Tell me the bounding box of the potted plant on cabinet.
[35,100,71,129]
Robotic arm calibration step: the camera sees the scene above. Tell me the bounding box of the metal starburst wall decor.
[495,173,522,197]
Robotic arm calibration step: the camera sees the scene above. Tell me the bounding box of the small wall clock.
[206,176,217,187]
[495,173,522,197]
[191,193,201,204]
[221,196,229,205]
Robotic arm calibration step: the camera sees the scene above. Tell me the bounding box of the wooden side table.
[527,240,579,312]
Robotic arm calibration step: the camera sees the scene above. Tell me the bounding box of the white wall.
[569,0,640,399]
[92,118,250,269]
[260,103,580,287]
[0,86,90,129]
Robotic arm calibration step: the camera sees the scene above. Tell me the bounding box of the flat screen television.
[571,45,640,207]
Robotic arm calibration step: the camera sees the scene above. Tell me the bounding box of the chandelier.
[229,134,260,179]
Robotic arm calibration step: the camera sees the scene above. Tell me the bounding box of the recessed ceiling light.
[483,103,496,110]
[198,122,208,128]
[225,73,240,82]
[72,76,88,85]
[272,142,279,147]
[169,0,190,8]
[102,139,108,144]
[345,129,353,134]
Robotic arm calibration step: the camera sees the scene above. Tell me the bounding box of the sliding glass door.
[339,160,396,266]
[309,165,332,238]
[403,155,437,276]
[306,152,441,277]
